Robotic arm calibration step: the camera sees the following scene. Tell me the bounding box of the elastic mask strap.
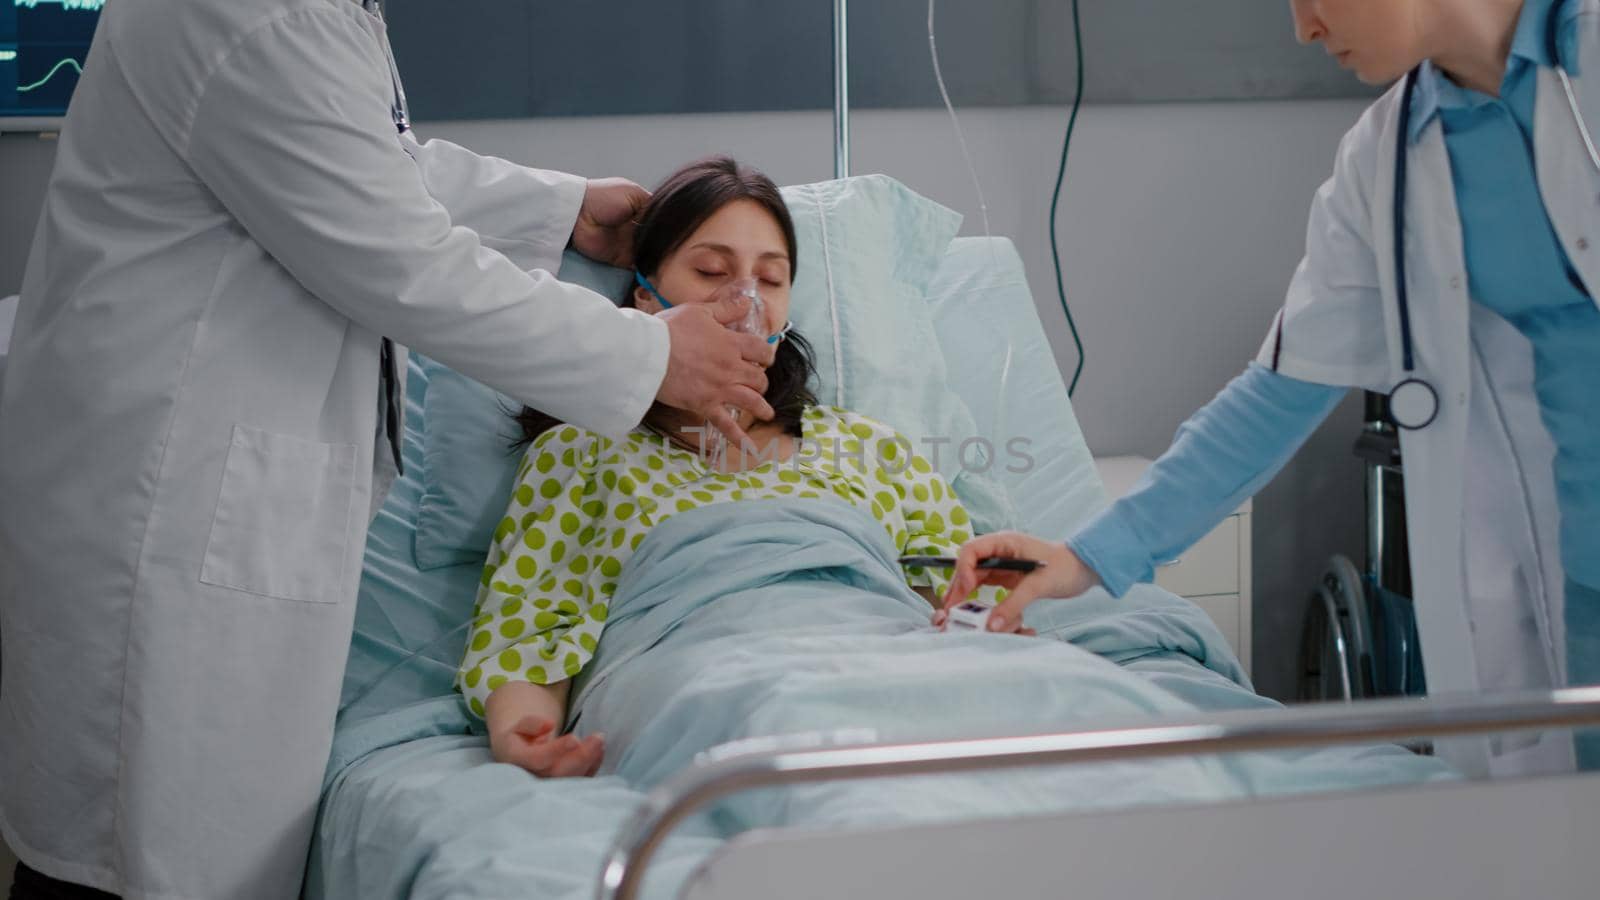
[637,271,791,345]
[635,271,673,309]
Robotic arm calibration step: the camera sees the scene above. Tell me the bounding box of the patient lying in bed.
[453,160,1453,837]
[457,156,1002,778]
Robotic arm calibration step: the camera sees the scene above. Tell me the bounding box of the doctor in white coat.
[945,0,1600,779]
[0,0,777,897]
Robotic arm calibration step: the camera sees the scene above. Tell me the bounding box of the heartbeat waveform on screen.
[14,0,105,9]
[17,55,81,92]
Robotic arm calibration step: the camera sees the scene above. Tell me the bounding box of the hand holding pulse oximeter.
[898,555,1045,633]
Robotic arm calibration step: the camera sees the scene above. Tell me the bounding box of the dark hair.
[515,156,817,445]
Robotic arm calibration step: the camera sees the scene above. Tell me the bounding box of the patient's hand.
[486,680,604,778]
[491,714,605,778]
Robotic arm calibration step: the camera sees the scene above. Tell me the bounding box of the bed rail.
[594,687,1600,900]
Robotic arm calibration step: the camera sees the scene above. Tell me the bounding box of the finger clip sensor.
[944,600,996,632]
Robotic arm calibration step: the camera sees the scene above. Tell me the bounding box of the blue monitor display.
[1,0,101,124]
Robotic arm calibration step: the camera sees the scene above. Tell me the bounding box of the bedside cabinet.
[1092,456,1253,677]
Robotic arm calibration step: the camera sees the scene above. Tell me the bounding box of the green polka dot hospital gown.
[456,405,998,718]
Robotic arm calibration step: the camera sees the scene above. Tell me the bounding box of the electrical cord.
[1048,0,1087,396]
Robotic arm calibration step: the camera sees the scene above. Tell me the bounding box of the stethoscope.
[1386,48,1600,430]
[363,0,411,135]
[634,271,794,345]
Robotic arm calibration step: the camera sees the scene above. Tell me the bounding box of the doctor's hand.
[656,286,777,448]
[490,713,605,779]
[934,532,1100,634]
[572,177,651,268]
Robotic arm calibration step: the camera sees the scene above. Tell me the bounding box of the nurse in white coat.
[945,0,1600,778]
[0,0,777,897]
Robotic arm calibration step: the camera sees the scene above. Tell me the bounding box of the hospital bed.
[300,214,1600,899]
[2,236,1597,900]
[3,235,1596,898]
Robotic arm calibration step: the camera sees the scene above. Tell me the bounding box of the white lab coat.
[1261,1,1600,777]
[0,0,668,897]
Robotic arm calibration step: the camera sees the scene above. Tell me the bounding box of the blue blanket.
[310,498,1453,899]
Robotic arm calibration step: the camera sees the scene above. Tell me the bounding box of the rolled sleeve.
[403,134,588,276]
[1258,110,1393,394]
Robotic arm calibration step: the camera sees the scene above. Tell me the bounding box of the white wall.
[0,98,1373,701]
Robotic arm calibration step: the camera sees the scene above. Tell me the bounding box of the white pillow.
[923,238,1107,537]
[781,175,1018,532]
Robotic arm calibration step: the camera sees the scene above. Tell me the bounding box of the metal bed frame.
[598,689,1600,899]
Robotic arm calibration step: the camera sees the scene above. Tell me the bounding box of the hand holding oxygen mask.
[706,277,773,468]
[654,278,777,450]
[650,274,787,453]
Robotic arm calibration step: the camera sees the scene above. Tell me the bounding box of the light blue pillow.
[413,175,1017,568]
[412,358,526,570]
[413,252,633,570]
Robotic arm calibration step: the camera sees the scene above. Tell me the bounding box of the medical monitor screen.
[0,0,100,123]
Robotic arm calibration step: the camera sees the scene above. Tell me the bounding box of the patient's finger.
[582,736,606,776]
[512,742,558,776]
[530,735,586,777]
[554,736,603,778]
[545,746,597,779]
[583,735,606,777]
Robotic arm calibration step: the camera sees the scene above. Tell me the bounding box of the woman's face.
[1290,0,1428,85]
[634,198,793,339]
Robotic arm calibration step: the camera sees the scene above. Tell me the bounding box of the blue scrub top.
[1412,0,1599,588]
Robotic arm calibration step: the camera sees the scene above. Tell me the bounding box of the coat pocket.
[200,424,359,604]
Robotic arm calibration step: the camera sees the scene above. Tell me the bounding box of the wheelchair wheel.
[1299,555,1376,702]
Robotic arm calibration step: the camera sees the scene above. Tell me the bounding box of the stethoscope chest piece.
[1389,377,1440,430]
